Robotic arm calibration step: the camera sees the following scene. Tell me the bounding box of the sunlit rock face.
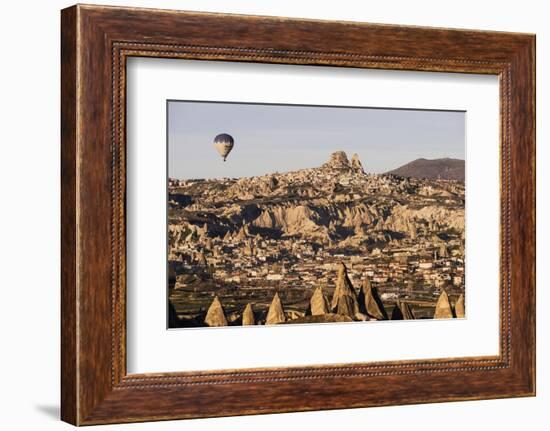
[168,150,465,327]
[169,151,464,251]
[266,292,286,325]
[242,303,256,325]
[310,287,329,316]
[204,296,228,327]
[434,290,454,319]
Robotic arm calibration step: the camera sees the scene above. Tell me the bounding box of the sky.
[168,100,465,180]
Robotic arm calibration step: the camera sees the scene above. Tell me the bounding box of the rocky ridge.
[168,151,465,251]
[386,157,465,181]
[168,151,465,326]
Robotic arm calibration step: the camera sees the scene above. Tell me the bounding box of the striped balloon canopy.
[213,133,234,162]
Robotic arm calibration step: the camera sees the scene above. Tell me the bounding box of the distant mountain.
[386,158,465,181]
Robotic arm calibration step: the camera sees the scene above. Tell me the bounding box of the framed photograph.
[165,100,466,330]
[61,4,536,425]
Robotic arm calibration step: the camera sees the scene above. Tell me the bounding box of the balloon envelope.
[213,133,234,161]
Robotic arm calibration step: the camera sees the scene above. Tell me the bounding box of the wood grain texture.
[60,4,536,425]
[60,5,78,425]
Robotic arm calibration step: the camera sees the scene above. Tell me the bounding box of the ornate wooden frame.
[61,4,535,425]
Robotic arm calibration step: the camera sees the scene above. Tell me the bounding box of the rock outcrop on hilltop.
[351,153,364,173]
[323,150,351,170]
[168,151,465,252]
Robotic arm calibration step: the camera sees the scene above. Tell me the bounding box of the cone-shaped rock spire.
[324,151,350,170]
[391,303,404,320]
[196,251,208,266]
[310,287,329,316]
[434,290,454,319]
[358,277,388,320]
[454,294,465,318]
[204,296,228,327]
[242,303,255,325]
[266,292,286,324]
[234,226,247,241]
[398,300,415,320]
[331,263,360,318]
[337,295,358,318]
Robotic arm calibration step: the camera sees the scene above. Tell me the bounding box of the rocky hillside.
[168,151,465,327]
[385,158,465,181]
[168,151,465,251]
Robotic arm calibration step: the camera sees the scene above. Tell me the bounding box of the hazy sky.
[168,101,465,180]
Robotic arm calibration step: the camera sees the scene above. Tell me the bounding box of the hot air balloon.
[213,133,234,161]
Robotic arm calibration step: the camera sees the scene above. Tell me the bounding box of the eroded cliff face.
[168,151,465,252]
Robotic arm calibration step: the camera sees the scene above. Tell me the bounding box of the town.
[168,151,465,327]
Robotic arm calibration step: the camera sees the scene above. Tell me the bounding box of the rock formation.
[169,151,464,254]
[204,296,228,327]
[337,295,358,319]
[398,300,415,320]
[351,153,364,173]
[454,294,465,318]
[409,222,417,240]
[196,252,208,266]
[323,151,350,170]
[434,290,454,319]
[242,303,255,325]
[390,301,413,320]
[357,277,388,320]
[330,263,360,318]
[266,292,286,324]
[284,313,353,324]
[168,150,466,327]
[391,303,404,320]
[310,287,329,315]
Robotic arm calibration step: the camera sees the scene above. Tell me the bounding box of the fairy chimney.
[235,226,247,241]
[310,287,329,316]
[358,277,388,320]
[196,251,208,266]
[434,290,454,319]
[337,295,358,318]
[242,303,255,325]
[204,296,228,327]
[266,292,286,325]
[391,303,404,320]
[331,263,360,318]
[399,300,415,320]
[454,294,465,318]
